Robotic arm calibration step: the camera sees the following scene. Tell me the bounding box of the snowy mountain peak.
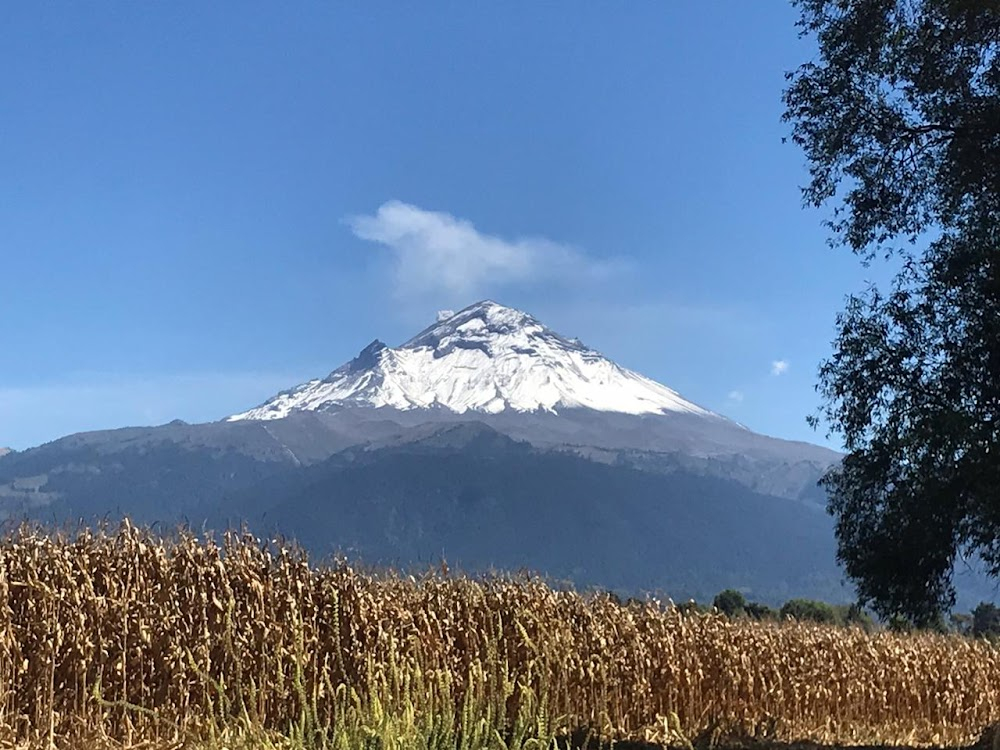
[227,301,719,422]
[401,301,582,359]
[409,300,536,342]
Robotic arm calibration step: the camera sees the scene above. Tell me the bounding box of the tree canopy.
[783,0,1000,623]
[712,589,748,617]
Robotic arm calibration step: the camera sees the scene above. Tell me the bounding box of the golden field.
[0,523,996,749]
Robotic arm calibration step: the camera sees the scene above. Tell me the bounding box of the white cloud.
[346,200,621,299]
[771,359,789,376]
[727,390,744,402]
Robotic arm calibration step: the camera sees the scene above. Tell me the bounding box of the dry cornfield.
[0,522,996,750]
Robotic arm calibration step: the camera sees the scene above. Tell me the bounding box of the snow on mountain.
[228,301,720,422]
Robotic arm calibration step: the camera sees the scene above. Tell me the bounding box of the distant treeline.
[660,588,1000,638]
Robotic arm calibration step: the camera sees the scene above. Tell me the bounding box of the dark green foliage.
[780,598,838,624]
[676,600,710,617]
[886,611,950,634]
[744,601,777,621]
[972,601,1000,638]
[712,589,747,618]
[887,615,914,635]
[841,603,875,631]
[926,612,951,635]
[784,0,1000,625]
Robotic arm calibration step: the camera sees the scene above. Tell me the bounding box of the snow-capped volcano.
[228,301,718,422]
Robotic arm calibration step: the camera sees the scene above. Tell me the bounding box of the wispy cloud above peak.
[771,359,789,376]
[346,200,622,299]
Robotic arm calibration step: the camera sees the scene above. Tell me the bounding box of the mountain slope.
[220,423,846,603]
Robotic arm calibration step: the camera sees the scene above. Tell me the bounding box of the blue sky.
[1,2,884,450]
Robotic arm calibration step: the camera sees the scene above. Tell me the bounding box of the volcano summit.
[230,301,719,421]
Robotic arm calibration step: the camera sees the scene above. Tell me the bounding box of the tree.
[842,603,875,631]
[713,589,747,617]
[972,602,1000,638]
[784,0,1000,625]
[780,598,837,624]
[745,601,777,621]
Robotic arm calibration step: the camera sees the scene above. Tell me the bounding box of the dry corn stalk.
[0,522,993,748]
